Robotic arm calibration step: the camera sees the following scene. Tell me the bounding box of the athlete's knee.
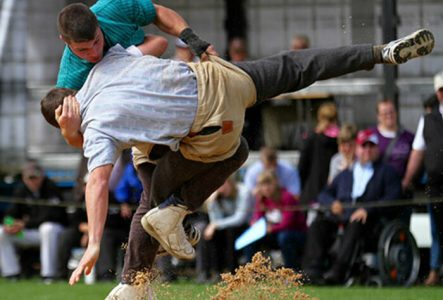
[39,222,62,239]
[0,226,7,241]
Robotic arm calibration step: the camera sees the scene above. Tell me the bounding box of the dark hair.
[57,3,98,42]
[422,94,439,111]
[337,123,357,144]
[41,88,76,128]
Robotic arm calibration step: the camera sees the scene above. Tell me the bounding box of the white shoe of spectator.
[105,283,156,300]
[141,205,195,260]
[382,29,434,64]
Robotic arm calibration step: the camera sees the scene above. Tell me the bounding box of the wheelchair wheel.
[377,221,420,286]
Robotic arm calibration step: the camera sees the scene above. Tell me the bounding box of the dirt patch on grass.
[212,252,314,300]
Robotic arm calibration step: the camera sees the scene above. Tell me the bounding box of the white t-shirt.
[77,44,199,172]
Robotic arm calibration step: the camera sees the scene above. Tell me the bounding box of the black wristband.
[179,28,210,57]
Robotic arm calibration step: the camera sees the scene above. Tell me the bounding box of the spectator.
[328,123,358,183]
[426,204,441,286]
[200,176,251,282]
[56,174,88,280]
[403,72,443,285]
[290,34,310,50]
[299,102,339,205]
[371,99,414,179]
[302,129,402,284]
[421,94,441,286]
[422,94,439,114]
[227,37,263,150]
[245,170,306,270]
[95,198,132,282]
[113,163,143,206]
[0,160,67,281]
[190,206,211,284]
[108,150,132,193]
[243,146,301,200]
[227,37,248,62]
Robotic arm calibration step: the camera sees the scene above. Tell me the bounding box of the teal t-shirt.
[56,0,156,90]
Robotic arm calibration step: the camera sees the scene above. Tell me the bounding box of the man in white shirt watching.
[402,70,443,286]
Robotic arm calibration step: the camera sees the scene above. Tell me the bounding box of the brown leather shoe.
[141,205,195,260]
[157,224,200,256]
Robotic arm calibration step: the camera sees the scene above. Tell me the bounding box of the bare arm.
[153,4,189,37]
[69,164,113,285]
[402,149,425,189]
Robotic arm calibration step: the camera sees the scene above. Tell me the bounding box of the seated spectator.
[189,207,210,284]
[113,163,143,206]
[200,176,251,282]
[371,99,414,180]
[243,146,301,199]
[0,160,67,281]
[56,174,88,280]
[95,198,132,281]
[328,123,357,183]
[299,102,339,205]
[302,129,402,284]
[244,170,306,270]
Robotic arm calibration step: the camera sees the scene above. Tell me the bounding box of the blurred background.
[0,0,442,178]
[0,0,442,289]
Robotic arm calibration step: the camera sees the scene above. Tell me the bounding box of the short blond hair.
[337,123,357,144]
[257,169,278,185]
[316,102,338,133]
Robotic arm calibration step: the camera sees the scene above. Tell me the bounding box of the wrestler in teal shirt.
[56,0,156,90]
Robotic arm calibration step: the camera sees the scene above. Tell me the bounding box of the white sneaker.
[382,29,434,64]
[141,205,195,260]
[105,283,156,300]
[157,224,201,257]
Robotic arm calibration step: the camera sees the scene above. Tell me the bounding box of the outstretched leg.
[235,44,374,102]
[234,29,434,103]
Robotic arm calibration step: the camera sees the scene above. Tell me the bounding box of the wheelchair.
[341,219,420,287]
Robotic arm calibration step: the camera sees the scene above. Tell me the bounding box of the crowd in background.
[0,34,442,287]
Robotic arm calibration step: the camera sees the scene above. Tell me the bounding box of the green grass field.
[1,279,443,300]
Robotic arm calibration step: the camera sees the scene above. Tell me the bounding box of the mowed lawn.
[1,279,443,300]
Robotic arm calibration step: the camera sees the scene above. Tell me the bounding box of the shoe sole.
[141,212,195,260]
[392,29,434,64]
